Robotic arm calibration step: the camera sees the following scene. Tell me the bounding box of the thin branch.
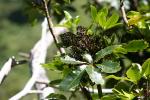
[42,0,64,54]
[18,52,30,58]
[0,58,12,84]
[120,0,128,25]
[0,57,27,85]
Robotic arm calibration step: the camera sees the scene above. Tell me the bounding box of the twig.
[42,0,64,54]
[120,0,128,25]
[18,52,30,58]
[97,84,103,99]
[0,57,27,85]
[0,58,12,84]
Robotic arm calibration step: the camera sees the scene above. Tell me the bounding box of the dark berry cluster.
[60,26,103,60]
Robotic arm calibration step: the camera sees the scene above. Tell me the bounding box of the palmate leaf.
[59,70,85,91]
[95,45,121,62]
[86,65,104,85]
[97,60,121,73]
[123,40,149,52]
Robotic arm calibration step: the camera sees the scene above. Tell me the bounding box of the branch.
[42,0,64,54]
[120,0,128,25]
[0,58,13,84]
[0,57,27,85]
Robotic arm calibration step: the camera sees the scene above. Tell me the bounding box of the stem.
[120,0,128,25]
[79,85,93,100]
[42,0,63,54]
[97,84,103,99]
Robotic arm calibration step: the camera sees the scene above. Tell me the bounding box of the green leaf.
[64,11,72,20]
[90,5,97,21]
[142,58,150,77]
[113,81,135,99]
[73,16,80,25]
[101,95,119,100]
[46,93,67,100]
[105,13,119,29]
[83,53,93,63]
[97,12,106,28]
[106,75,130,81]
[113,89,135,100]
[60,55,86,64]
[123,40,149,52]
[97,60,121,73]
[59,70,85,91]
[49,79,62,86]
[127,11,142,26]
[64,0,70,3]
[86,65,104,85]
[95,45,121,62]
[127,11,141,18]
[126,63,142,84]
[105,23,123,30]
[113,46,127,54]
[42,57,64,71]
[95,8,108,28]
[100,7,108,17]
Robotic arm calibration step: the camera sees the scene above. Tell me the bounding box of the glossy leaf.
[59,70,85,91]
[60,55,86,64]
[126,63,142,84]
[97,60,121,73]
[95,45,121,62]
[142,58,150,77]
[86,65,104,85]
[123,40,149,52]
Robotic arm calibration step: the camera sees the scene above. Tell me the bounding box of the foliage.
[1,0,150,100]
[41,1,150,99]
